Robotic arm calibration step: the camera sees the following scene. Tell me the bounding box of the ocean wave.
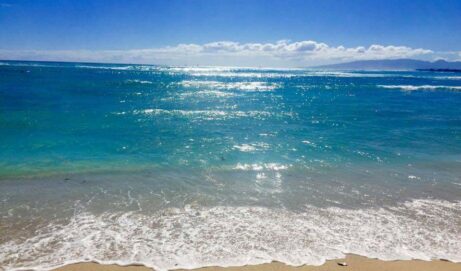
[185,71,299,78]
[179,90,236,98]
[132,109,293,120]
[74,64,164,72]
[0,62,58,68]
[75,65,135,70]
[233,143,270,153]
[179,80,279,91]
[166,66,239,73]
[378,85,461,91]
[0,62,155,71]
[233,163,290,171]
[419,75,461,80]
[190,72,296,78]
[178,70,389,79]
[133,109,226,119]
[124,79,153,84]
[1,199,460,271]
[157,66,301,78]
[304,71,390,78]
[163,67,398,79]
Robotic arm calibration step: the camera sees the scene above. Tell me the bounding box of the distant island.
[314,59,461,70]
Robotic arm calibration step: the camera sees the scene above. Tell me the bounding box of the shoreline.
[53,255,461,271]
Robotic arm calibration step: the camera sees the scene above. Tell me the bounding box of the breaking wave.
[1,199,460,271]
[378,85,461,91]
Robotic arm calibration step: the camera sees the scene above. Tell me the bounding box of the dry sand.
[54,255,461,271]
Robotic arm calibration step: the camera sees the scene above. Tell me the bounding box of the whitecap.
[233,163,290,171]
[125,79,153,84]
[233,143,270,152]
[76,65,134,70]
[378,85,461,91]
[233,144,257,152]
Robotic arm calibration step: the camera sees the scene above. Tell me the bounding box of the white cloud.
[0,39,454,67]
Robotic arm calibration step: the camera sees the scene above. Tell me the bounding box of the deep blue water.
[0,61,460,270]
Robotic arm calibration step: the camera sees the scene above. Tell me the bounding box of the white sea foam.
[233,144,256,152]
[408,175,421,180]
[1,199,460,271]
[302,140,317,147]
[378,85,461,91]
[304,71,389,78]
[424,76,461,80]
[74,64,163,71]
[125,79,153,84]
[233,143,270,152]
[233,163,290,171]
[76,65,135,70]
[0,62,55,68]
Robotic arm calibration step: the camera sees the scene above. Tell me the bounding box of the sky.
[0,0,460,67]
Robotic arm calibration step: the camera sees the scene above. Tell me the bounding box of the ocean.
[0,60,460,270]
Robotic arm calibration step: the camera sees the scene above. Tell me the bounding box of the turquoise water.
[0,61,461,270]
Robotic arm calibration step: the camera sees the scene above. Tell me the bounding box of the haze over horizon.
[1,0,461,67]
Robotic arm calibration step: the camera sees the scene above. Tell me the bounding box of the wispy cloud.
[0,3,12,8]
[0,39,456,67]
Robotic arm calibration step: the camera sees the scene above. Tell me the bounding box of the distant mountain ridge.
[314,59,461,70]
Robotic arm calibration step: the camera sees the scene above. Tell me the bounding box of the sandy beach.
[54,255,461,271]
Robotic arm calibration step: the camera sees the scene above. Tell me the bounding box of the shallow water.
[0,61,461,270]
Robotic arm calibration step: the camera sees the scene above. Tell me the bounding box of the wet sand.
[54,255,461,271]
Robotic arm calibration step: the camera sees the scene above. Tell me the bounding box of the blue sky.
[1,0,460,66]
